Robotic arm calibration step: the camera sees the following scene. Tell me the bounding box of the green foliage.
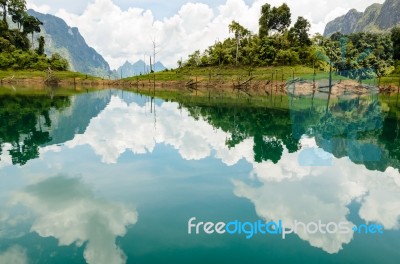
[185,50,201,67]
[274,49,300,65]
[0,49,69,71]
[229,20,251,65]
[182,1,395,82]
[289,16,312,47]
[259,3,291,38]
[9,0,26,29]
[0,94,70,165]
[394,60,400,74]
[49,53,69,70]
[22,15,42,36]
[36,35,44,55]
[0,0,69,71]
[392,27,400,60]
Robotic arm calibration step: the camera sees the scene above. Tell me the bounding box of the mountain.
[324,0,400,36]
[28,9,111,77]
[44,91,112,146]
[113,60,166,78]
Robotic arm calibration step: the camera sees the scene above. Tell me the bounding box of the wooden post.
[313,62,316,89]
[326,64,333,114]
[397,78,400,106]
[270,73,273,97]
[398,77,400,94]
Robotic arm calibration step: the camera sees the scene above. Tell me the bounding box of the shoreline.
[1,76,398,97]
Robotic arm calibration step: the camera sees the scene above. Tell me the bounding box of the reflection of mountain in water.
[0,89,399,172]
[44,91,112,146]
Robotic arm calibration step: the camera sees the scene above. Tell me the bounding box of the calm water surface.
[0,88,399,264]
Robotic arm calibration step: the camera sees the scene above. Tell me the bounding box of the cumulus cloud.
[58,93,400,254]
[10,175,138,264]
[233,139,400,253]
[2,88,399,255]
[0,246,28,264]
[49,0,385,69]
[0,143,13,169]
[65,95,252,164]
[26,2,51,14]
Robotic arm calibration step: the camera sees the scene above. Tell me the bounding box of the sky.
[26,0,386,69]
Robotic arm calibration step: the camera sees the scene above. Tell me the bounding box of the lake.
[0,87,399,264]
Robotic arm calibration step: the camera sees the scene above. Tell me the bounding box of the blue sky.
[26,0,385,69]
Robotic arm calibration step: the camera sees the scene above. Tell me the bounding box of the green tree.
[392,27,400,60]
[36,35,44,55]
[259,3,291,37]
[8,0,26,30]
[186,50,201,67]
[253,135,283,164]
[228,20,250,66]
[258,3,272,38]
[274,49,300,65]
[0,0,9,24]
[258,37,276,65]
[49,52,69,70]
[22,15,42,48]
[288,16,311,47]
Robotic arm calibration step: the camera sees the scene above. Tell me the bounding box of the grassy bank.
[1,67,399,93]
[125,65,400,88]
[0,70,102,81]
[125,65,317,82]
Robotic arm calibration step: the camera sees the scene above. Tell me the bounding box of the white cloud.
[26,2,51,14]
[11,175,138,264]
[3,89,400,254]
[57,94,400,254]
[233,138,400,253]
[28,0,385,68]
[65,95,252,164]
[0,246,28,264]
[0,143,13,169]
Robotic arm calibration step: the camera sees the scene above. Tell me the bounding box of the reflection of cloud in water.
[0,143,13,169]
[11,176,137,264]
[65,96,253,165]
[0,246,28,264]
[43,95,400,254]
[234,147,400,253]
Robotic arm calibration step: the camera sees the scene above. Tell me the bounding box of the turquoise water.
[0,89,399,264]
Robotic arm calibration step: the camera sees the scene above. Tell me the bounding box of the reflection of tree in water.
[379,115,400,164]
[186,105,300,164]
[0,95,70,165]
[185,95,399,171]
[253,135,283,164]
[300,96,400,171]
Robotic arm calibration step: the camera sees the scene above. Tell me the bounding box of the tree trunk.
[2,4,7,24]
[235,37,239,66]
